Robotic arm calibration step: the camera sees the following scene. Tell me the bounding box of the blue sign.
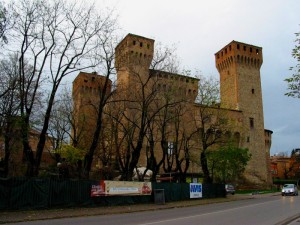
[190,183,202,198]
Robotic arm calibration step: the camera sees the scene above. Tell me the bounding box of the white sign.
[190,183,202,198]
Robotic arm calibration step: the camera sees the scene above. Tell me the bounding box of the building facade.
[73,34,273,187]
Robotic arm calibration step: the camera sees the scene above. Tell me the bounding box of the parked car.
[225,184,235,195]
[281,184,298,196]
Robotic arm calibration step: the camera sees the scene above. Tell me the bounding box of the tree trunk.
[201,152,212,184]
[34,89,57,176]
[21,114,35,176]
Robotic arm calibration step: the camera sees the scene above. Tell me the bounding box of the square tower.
[115,34,154,92]
[215,41,269,185]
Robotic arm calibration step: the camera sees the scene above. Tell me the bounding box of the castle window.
[256,49,259,54]
[252,88,255,94]
[247,137,250,142]
[250,117,254,128]
[140,42,143,47]
[84,79,88,83]
[243,46,246,51]
[237,44,240,49]
[168,142,174,155]
[229,45,232,51]
[250,47,253,53]
[186,79,189,83]
[225,48,227,54]
[147,44,150,49]
[217,54,219,59]
[92,77,95,81]
[133,40,136,45]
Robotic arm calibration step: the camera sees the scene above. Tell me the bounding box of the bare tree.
[193,74,235,184]
[82,34,119,179]
[0,54,20,177]
[48,88,73,151]
[171,103,196,182]
[114,72,161,180]
[144,73,197,182]
[5,0,117,176]
[0,1,14,45]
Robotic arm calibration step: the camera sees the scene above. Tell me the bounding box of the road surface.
[5,195,300,225]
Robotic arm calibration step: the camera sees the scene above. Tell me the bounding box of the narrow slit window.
[250,118,254,128]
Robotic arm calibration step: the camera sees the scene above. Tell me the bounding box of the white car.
[225,184,235,195]
[281,184,298,196]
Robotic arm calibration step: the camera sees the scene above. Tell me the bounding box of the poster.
[91,180,152,197]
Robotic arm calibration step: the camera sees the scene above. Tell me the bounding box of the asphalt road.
[5,195,300,225]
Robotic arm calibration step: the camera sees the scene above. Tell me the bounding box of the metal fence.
[0,177,225,210]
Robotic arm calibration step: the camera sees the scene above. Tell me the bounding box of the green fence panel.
[9,178,50,210]
[202,183,226,198]
[49,179,71,207]
[73,179,94,207]
[152,183,190,202]
[0,178,11,209]
[49,179,94,208]
[180,183,190,200]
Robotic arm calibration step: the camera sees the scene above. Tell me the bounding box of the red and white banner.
[91,180,152,197]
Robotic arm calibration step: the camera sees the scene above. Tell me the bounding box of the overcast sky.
[99,0,300,155]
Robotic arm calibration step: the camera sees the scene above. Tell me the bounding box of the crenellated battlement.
[115,33,154,72]
[215,41,262,72]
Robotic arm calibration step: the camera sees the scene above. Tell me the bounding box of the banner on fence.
[190,183,202,198]
[91,180,152,197]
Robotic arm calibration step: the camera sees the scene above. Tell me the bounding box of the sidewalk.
[0,193,277,224]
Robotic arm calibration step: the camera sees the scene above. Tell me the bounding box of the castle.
[73,34,273,186]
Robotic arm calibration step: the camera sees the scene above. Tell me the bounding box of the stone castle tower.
[72,34,272,186]
[215,41,269,185]
[115,34,154,94]
[72,72,112,149]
